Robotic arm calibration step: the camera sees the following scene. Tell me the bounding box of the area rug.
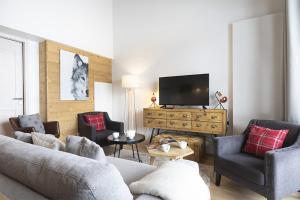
[107,149,211,186]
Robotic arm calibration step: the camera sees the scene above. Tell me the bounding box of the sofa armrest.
[106,120,124,133]
[213,135,246,156]
[43,121,60,138]
[14,127,35,133]
[265,146,300,199]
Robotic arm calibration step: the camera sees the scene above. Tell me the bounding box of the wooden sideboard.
[144,108,227,142]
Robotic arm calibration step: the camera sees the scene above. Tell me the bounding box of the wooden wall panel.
[40,40,112,141]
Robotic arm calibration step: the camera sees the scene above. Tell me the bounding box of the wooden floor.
[109,144,300,200]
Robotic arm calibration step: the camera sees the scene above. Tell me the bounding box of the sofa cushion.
[0,172,48,200]
[18,113,45,133]
[107,157,156,185]
[84,113,106,131]
[32,132,65,151]
[14,131,32,144]
[216,153,265,185]
[135,194,162,200]
[0,135,133,200]
[66,135,107,164]
[243,125,288,157]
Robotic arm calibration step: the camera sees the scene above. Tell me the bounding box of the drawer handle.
[183,114,187,118]
[147,120,152,123]
[196,115,201,119]
[147,113,152,116]
[203,113,207,116]
[170,122,175,125]
[170,114,174,117]
[158,113,163,116]
[158,121,162,124]
[183,123,187,126]
[211,125,217,128]
[196,124,201,127]
[211,116,217,119]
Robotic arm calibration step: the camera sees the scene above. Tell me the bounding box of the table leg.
[135,144,142,163]
[150,156,155,165]
[131,145,135,158]
[113,144,117,157]
[149,128,155,144]
[118,144,123,158]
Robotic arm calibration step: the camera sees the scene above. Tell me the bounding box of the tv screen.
[159,74,209,106]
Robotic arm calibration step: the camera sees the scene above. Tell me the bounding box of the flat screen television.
[159,74,209,106]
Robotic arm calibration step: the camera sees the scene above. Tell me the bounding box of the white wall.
[112,0,285,139]
[232,14,284,134]
[0,0,113,58]
[0,0,114,116]
[94,82,113,117]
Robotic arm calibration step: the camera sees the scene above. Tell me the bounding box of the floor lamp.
[122,75,139,136]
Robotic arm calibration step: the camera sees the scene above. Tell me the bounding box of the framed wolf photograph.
[60,50,89,100]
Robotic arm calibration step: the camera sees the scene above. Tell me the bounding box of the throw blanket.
[129,161,210,200]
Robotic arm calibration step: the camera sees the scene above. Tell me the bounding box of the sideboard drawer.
[210,122,223,133]
[167,112,191,120]
[192,121,210,132]
[144,110,166,119]
[167,120,176,128]
[192,112,209,121]
[208,113,223,122]
[174,120,191,130]
[144,118,166,128]
[166,119,191,129]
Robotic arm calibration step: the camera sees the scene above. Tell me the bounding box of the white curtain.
[286,0,300,123]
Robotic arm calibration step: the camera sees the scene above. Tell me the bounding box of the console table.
[143,108,227,143]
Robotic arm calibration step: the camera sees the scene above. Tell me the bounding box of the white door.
[0,37,24,134]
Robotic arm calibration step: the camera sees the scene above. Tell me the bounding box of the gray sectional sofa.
[0,135,165,200]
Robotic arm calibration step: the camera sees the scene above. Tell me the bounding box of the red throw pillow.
[84,114,106,131]
[243,125,288,157]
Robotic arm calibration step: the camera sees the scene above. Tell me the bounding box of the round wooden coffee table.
[147,145,194,165]
[107,134,145,162]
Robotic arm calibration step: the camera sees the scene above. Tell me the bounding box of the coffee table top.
[147,145,194,160]
[107,134,145,145]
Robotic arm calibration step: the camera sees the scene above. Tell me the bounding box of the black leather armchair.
[214,119,300,200]
[77,112,124,146]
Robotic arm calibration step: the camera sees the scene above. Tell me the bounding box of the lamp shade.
[122,75,139,88]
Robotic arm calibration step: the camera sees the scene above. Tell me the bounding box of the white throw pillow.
[31,132,65,151]
[129,161,210,200]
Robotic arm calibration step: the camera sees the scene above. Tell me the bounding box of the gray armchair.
[214,119,300,200]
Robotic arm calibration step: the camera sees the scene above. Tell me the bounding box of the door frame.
[0,31,41,115]
[0,35,25,114]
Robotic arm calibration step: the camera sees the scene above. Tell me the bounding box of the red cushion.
[243,125,288,157]
[83,114,106,131]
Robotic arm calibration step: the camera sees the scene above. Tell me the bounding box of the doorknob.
[12,97,23,100]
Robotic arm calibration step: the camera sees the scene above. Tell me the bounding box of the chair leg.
[215,172,221,186]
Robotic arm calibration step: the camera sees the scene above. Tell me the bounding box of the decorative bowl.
[178,141,187,149]
[126,130,136,139]
[112,132,119,139]
[161,144,171,152]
